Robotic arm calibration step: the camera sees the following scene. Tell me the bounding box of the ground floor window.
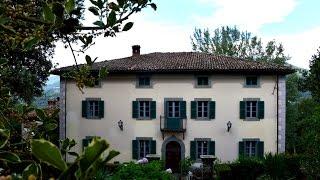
[196,140,209,158]
[139,140,151,159]
[244,141,258,157]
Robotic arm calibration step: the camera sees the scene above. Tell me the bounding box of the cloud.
[194,0,297,32]
[268,27,320,69]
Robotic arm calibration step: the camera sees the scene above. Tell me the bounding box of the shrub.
[111,161,175,180]
[229,156,264,180]
[179,157,193,175]
[214,163,232,180]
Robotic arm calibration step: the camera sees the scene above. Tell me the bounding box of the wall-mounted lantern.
[227,121,232,132]
[118,120,123,131]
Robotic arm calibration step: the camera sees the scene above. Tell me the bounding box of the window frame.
[195,75,211,88]
[243,98,260,121]
[136,75,152,88]
[244,76,260,88]
[167,101,181,118]
[196,101,210,120]
[136,137,152,159]
[86,98,101,119]
[243,139,260,157]
[194,138,211,159]
[138,100,151,120]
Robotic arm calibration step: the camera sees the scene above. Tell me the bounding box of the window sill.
[244,117,260,121]
[194,85,211,88]
[243,85,261,88]
[136,118,152,120]
[136,86,152,89]
[85,117,102,120]
[195,118,211,121]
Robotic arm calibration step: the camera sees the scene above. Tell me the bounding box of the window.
[139,140,151,159]
[137,76,151,87]
[196,76,210,88]
[196,141,209,158]
[88,100,100,118]
[245,76,259,87]
[168,101,180,118]
[246,101,257,118]
[244,141,258,157]
[139,101,150,118]
[197,101,209,118]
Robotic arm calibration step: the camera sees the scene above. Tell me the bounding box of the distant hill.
[33,75,60,108]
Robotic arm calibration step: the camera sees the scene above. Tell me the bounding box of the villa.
[53,45,294,172]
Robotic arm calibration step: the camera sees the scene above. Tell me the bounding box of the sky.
[53,0,320,69]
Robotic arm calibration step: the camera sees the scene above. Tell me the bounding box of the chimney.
[132,45,140,56]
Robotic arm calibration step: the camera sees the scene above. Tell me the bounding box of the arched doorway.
[165,141,181,172]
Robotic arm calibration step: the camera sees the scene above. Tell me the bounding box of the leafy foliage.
[191,26,290,64]
[306,48,320,102]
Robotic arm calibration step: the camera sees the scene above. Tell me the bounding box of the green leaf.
[43,3,55,22]
[79,138,109,173]
[122,22,133,31]
[0,58,7,66]
[0,151,21,163]
[0,129,10,148]
[44,123,58,131]
[85,55,93,65]
[96,0,104,9]
[93,21,105,28]
[31,139,67,171]
[0,16,9,25]
[52,2,65,19]
[103,150,120,163]
[65,0,75,14]
[88,6,99,16]
[23,163,40,180]
[150,3,157,11]
[23,36,40,50]
[108,2,120,11]
[35,109,47,121]
[99,67,108,78]
[107,10,116,27]
[89,0,98,7]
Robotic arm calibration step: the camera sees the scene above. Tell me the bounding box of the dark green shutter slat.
[257,141,264,158]
[191,101,196,119]
[132,101,138,119]
[82,100,87,118]
[151,140,156,154]
[190,141,196,160]
[239,141,244,157]
[180,101,186,118]
[99,100,104,118]
[132,140,138,159]
[209,101,216,119]
[209,141,215,155]
[258,101,265,119]
[151,101,156,119]
[240,101,245,119]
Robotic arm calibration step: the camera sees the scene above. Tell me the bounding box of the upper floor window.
[139,101,150,119]
[137,75,151,88]
[246,101,257,118]
[168,101,180,118]
[82,99,104,119]
[196,76,210,88]
[245,76,259,87]
[197,101,209,118]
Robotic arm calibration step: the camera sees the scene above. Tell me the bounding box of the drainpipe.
[276,75,279,153]
[64,78,67,141]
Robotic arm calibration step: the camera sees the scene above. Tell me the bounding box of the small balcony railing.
[160,115,186,139]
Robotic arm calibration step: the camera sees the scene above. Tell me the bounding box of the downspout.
[64,78,67,141]
[276,75,279,153]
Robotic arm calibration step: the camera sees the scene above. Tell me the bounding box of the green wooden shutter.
[151,101,156,119]
[240,101,245,119]
[132,101,138,119]
[209,101,216,119]
[132,140,138,159]
[239,141,244,157]
[257,141,264,158]
[190,141,196,160]
[209,141,215,155]
[99,100,104,118]
[180,101,186,118]
[258,101,264,119]
[191,101,196,119]
[82,100,88,118]
[150,140,156,154]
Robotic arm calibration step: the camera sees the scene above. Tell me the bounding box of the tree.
[306,48,320,102]
[191,26,290,64]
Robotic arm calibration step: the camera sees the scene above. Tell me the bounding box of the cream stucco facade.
[60,73,285,163]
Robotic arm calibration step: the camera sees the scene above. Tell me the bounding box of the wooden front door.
[165,141,181,172]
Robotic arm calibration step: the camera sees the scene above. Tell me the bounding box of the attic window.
[245,76,259,87]
[137,75,151,88]
[195,76,211,88]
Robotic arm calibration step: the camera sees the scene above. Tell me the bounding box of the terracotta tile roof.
[52,52,295,75]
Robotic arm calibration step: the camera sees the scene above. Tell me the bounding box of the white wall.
[65,74,278,162]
